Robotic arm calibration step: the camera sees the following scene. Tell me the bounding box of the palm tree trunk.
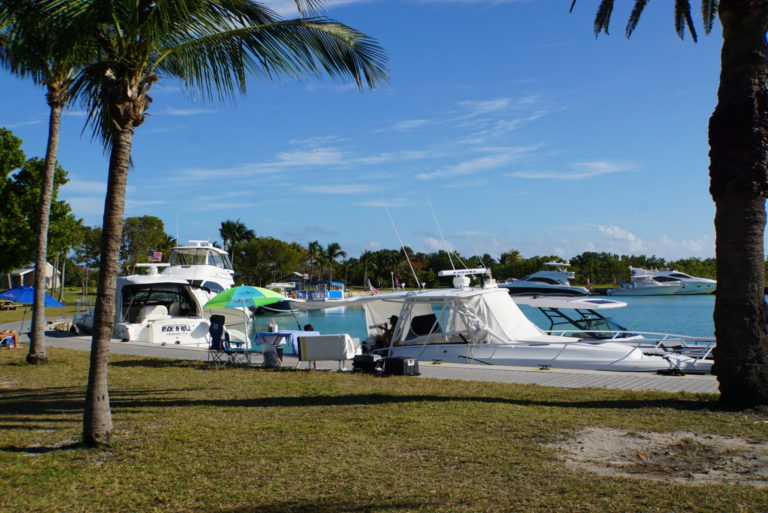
[27,97,64,365]
[83,126,134,446]
[709,0,768,407]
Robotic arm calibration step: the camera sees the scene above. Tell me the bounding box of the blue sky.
[0,0,723,261]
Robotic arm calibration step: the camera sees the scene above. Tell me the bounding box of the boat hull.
[606,285,682,296]
[500,284,590,296]
[373,340,706,373]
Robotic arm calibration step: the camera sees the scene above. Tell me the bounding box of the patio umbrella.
[0,285,64,337]
[204,286,286,349]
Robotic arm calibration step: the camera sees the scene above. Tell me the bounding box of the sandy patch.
[551,426,768,487]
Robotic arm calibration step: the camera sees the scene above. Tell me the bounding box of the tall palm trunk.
[83,125,134,446]
[27,85,66,365]
[709,0,768,406]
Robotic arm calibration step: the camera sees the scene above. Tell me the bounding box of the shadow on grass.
[110,358,201,368]
[3,441,82,454]
[0,384,721,421]
[213,497,433,513]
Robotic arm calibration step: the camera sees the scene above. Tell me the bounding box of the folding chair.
[207,315,231,367]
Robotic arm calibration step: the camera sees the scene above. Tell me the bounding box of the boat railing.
[545,329,716,359]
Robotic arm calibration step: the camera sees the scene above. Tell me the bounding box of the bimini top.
[362,287,554,346]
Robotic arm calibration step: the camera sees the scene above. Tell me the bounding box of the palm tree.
[573,0,768,406]
[306,240,322,279]
[0,2,85,365]
[219,219,255,266]
[41,0,387,446]
[324,242,346,281]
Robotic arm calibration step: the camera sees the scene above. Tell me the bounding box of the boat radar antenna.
[187,240,211,247]
[384,204,423,290]
[437,267,495,289]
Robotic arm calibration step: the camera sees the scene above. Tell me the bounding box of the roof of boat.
[117,274,190,286]
[171,240,228,254]
[512,295,628,310]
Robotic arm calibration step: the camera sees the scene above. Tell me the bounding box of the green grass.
[1,348,766,512]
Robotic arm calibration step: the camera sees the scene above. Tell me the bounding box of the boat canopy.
[363,288,545,346]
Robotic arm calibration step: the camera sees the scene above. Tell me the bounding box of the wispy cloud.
[2,119,41,128]
[298,184,378,194]
[417,145,540,180]
[507,160,635,180]
[159,106,217,116]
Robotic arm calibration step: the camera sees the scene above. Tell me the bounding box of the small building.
[6,262,60,290]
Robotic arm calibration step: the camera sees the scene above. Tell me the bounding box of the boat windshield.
[169,248,233,270]
[536,307,633,340]
[119,283,199,323]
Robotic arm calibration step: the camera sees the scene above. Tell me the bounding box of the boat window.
[208,250,228,269]
[526,277,560,285]
[405,313,441,340]
[669,273,693,279]
[120,283,198,323]
[202,281,224,294]
[654,276,679,283]
[169,248,208,266]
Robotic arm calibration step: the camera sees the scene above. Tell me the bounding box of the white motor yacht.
[512,295,714,371]
[357,271,705,373]
[73,240,246,346]
[498,262,590,296]
[606,274,683,296]
[629,267,716,295]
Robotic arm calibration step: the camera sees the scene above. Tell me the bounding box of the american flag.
[147,250,163,262]
[367,279,379,295]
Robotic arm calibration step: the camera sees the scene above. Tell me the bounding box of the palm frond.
[625,0,649,37]
[594,0,615,36]
[701,0,718,34]
[674,0,698,42]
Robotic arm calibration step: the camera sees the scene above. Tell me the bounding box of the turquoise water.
[252,294,717,340]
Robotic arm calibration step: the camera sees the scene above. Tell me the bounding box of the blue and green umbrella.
[203,285,284,310]
[204,286,289,349]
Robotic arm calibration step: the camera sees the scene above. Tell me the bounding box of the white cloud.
[63,179,107,195]
[507,160,635,180]
[299,184,378,194]
[597,224,639,243]
[2,119,41,128]
[417,145,539,180]
[159,106,217,116]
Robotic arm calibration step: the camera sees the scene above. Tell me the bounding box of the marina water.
[252,294,717,341]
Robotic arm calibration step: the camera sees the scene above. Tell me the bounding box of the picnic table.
[0,300,18,311]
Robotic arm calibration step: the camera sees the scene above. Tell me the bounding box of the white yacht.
[73,240,245,346]
[629,267,716,295]
[498,262,590,296]
[606,274,683,296]
[356,271,707,373]
[512,295,714,367]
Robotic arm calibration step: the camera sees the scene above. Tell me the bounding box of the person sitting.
[303,324,315,332]
[373,315,398,349]
[0,329,19,349]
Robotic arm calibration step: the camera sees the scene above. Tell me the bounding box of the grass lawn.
[1,347,766,512]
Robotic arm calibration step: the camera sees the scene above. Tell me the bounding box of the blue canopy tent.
[0,286,64,339]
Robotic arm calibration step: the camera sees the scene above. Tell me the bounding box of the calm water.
[251,293,717,340]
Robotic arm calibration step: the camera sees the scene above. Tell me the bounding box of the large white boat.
[357,271,707,373]
[498,262,590,296]
[606,274,683,296]
[73,241,245,346]
[628,266,716,295]
[512,295,714,367]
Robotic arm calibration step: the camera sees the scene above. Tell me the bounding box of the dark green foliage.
[120,216,175,272]
[0,129,82,275]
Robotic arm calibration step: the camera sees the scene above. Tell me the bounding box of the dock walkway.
[2,321,719,395]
